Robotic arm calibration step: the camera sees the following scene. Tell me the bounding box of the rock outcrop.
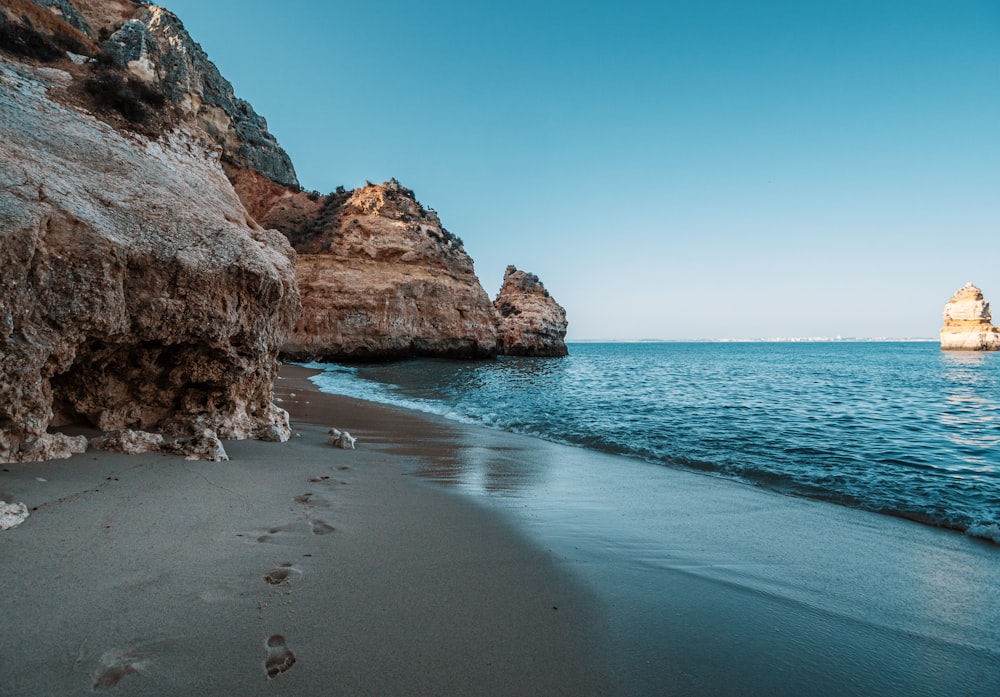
[1,0,570,467]
[494,266,568,357]
[97,4,299,188]
[1,0,298,185]
[940,283,1000,351]
[0,7,300,462]
[245,177,500,361]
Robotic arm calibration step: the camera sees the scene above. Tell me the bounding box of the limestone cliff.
[0,5,299,461]
[940,283,1000,351]
[239,174,500,361]
[97,3,299,187]
[494,266,568,357]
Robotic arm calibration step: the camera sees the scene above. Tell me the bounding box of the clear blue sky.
[163,0,1000,340]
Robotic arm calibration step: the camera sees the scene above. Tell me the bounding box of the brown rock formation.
[940,283,1000,351]
[494,266,568,357]
[0,6,300,461]
[1,0,568,468]
[246,177,500,361]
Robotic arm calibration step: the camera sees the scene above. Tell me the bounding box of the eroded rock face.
[245,177,500,361]
[940,283,1000,351]
[494,266,568,357]
[0,56,299,462]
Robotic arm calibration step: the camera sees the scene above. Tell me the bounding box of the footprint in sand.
[310,519,335,536]
[294,492,331,510]
[93,663,138,690]
[263,568,291,585]
[265,634,296,679]
[91,642,167,690]
[255,526,283,543]
[263,563,299,585]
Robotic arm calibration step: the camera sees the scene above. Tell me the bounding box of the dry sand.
[2,365,999,696]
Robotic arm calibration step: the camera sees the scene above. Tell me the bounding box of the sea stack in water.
[940,283,1000,351]
[494,266,569,357]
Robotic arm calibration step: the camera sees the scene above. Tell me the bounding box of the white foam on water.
[966,522,1000,544]
[304,363,480,425]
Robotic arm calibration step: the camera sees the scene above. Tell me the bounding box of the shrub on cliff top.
[83,67,167,124]
[0,1,96,60]
[0,17,65,61]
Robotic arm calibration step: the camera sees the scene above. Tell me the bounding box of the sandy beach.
[0,366,609,695]
[2,365,998,696]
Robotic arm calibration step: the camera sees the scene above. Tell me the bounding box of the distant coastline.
[568,337,940,344]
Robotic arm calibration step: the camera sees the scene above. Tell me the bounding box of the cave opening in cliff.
[47,338,221,432]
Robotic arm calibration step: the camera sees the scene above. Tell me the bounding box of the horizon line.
[565,337,939,344]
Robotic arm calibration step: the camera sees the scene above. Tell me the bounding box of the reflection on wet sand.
[412,426,550,494]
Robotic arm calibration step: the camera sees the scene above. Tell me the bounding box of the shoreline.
[302,345,1000,545]
[1,364,998,695]
[290,365,1000,696]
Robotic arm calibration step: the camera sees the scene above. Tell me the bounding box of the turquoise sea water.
[305,342,1000,542]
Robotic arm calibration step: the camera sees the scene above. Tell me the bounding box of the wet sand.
[2,365,999,695]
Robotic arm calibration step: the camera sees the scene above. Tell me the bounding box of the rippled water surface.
[307,342,1000,540]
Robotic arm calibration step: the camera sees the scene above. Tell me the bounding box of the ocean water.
[304,341,1000,543]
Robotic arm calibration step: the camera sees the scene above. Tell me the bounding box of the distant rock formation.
[243,176,501,361]
[0,5,300,461]
[940,283,1000,351]
[494,266,568,357]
